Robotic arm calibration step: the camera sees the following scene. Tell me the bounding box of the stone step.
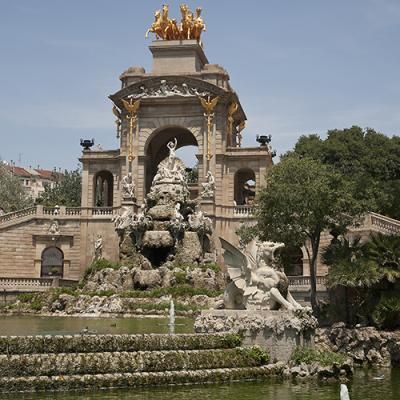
[0,364,283,393]
[0,333,241,355]
[0,348,264,377]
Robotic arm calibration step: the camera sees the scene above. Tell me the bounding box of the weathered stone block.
[142,231,174,248]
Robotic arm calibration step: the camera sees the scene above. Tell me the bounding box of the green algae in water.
[2,369,400,400]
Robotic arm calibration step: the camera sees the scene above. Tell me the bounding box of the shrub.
[82,259,121,282]
[118,285,222,299]
[17,293,44,311]
[372,292,400,329]
[239,346,269,365]
[291,347,347,366]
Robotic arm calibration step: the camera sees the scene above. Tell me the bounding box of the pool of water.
[0,316,399,399]
[0,315,194,336]
[1,368,399,400]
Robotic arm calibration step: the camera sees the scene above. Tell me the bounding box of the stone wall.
[195,310,317,363]
[0,333,280,393]
[316,325,400,366]
[0,207,120,281]
[0,218,81,280]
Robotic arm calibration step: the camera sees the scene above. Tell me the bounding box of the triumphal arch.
[80,4,273,263]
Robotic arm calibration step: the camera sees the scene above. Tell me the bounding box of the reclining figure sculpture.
[221,238,304,311]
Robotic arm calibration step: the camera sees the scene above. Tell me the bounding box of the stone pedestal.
[195,309,317,363]
[149,40,209,74]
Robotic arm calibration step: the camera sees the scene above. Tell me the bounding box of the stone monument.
[114,138,215,269]
[195,238,317,362]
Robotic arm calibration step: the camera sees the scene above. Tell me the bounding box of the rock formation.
[114,138,216,270]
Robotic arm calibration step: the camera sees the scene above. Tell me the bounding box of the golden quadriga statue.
[145,4,206,42]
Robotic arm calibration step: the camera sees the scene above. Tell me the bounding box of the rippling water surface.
[0,315,194,335]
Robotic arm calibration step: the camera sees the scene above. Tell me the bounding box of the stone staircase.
[0,333,279,393]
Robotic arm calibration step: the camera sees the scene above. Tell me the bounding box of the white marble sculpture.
[129,80,210,99]
[221,238,304,311]
[94,234,103,260]
[48,220,60,235]
[188,206,212,235]
[121,172,135,200]
[112,206,133,231]
[201,170,215,199]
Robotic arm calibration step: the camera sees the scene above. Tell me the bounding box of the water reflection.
[0,315,194,336]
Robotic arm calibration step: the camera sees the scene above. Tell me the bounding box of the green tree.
[324,233,400,328]
[37,168,81,207]
[292,126,400,219]
[0,162,33,212]
[256,155,365,313]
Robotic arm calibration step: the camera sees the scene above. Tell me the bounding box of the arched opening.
[234,169,256,205]
[279,245,304,276]
[145,126,199,194]
[41,247,64,278]
[93,170,113,207]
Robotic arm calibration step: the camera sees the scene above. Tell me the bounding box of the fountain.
[195,238,318,362]
[169,298,175,334]
[114,137,215,270]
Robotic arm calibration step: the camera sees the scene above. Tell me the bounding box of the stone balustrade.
[0,207,37,224]
[91,207,115,216]
[288,275,327,289]
[0,277,78,293]
[65,207,82,216]
[369,212,400,235]
[0,205,119,226]
[0,277,53,292]
[233,205,256,217]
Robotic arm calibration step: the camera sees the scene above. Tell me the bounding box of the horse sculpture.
[146,4,206,42]
[145,5,171,40]
[179,4,192,40]
[191,7,206,41]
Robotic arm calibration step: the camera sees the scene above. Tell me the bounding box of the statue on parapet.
[121,172,135,200]
[201,170,215,199]
[94,234,103,260]
[221,238,305,311]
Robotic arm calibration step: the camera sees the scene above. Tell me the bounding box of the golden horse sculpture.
[146,4,206,42]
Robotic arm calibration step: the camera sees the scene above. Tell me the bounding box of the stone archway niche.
[144,126,199,194]
[93,170,113,207]
[41,247,64,278]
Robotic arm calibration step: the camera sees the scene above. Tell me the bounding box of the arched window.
[234,169,256,205]
[41,247,64,278]
[94,171,113,207]
[279,246,304,276]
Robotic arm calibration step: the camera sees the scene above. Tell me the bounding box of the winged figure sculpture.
[199,96,219,114]
[121,98,141,115]
[220,238,304,311]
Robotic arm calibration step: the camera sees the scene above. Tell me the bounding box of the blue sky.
[0,0,399,170]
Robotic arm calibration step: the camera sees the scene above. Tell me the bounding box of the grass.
[16,293,45,311]
[119,285,222,299]
[239,346,269,365]
[291,347,347,367]
[82,258,122,282]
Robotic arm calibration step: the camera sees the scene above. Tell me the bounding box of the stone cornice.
[109,75,246,121]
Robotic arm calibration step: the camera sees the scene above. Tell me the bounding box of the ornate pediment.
[109,76,247,122]
[110,76,228,104]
